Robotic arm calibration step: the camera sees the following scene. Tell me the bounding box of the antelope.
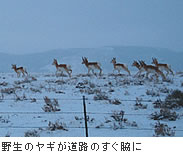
[12,64,28,77]
[111,58,130,75]
[132,60,145,77]
[152,58,174,76]
[82,57,102,76]
[52,59,72,77]
[139,60,166,80]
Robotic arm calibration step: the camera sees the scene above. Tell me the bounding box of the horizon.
[0,44,182,73]
[0,44,182,56]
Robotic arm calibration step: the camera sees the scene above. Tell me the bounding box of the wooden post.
[83,96,88,137]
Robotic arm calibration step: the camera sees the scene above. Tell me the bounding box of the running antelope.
[52,59,72,77]
[132,60,145,77]
[82,57,102,76]
[111,58,130,75]
[12,64,28,77]
[139,60,166,80]
[152,58,174,76]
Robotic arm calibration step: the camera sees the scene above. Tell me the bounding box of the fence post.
[83,96,88,137]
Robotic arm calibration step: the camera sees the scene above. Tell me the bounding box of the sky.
[0,0,183,54]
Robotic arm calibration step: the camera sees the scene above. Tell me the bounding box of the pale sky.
[0,0,183,54]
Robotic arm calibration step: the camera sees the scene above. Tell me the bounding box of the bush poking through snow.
[111,110,124,122]
[150,109,179,121]
[131,121,138,127]
[163,90,183,109]
[153,99,163,108]
[133,80,144,86]
[24,130,40,137]
[75,80,89,89]
[146,89,160,97]
[1,88,15,95]
[5,132,11,137]
[89,82,96,88]
[42,96,61,112]
[109,99,121,105]
[110,110,125,129]
[74,116,95,123]
[82,88,101,95]
[0,82,8,86]
[153,121,176,137]
[108,88,115,93]
[95,123,104,129]
[55,80,67,85]
[159,87,170,94]
[30,98,37,103]
[0,116,10,123]
[163,78,173,84]
[48,121,68,131]
[30,87,42,93]
[0,93,4,102]
[14,93,27,102]
[110,122,121,130]
[14,76,37,85]
[93,91,109,101]
[153,90,183,109]
[134,98,147,110]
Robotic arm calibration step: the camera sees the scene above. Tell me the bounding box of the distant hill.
[0,46,182,74]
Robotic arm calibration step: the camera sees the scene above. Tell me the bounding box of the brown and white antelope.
[152,58,174,76]
[82,57,102,76]
[52,59,72,77]
[132,60,145,77]
[111,58,130,75]
[12,64,28,77]
[139,60,166,80]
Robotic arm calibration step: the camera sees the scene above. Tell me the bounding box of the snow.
[0,46,183,137]
[0,71,183,137]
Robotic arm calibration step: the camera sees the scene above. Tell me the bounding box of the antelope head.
[132,61,138,67]
[81,57,85,64]
[52,59,57,65]
[82,57,88,64]
[111,58,116,64]
[11,64,16,69]
[152,57,158,65]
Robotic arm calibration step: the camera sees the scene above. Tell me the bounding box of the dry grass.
[24,130,40,137]
[150,109,179,121]
[1,88,15,94]
[134,98,147,110]
[153,121,176,137]
[42,96,61,112]
[48,121,68,131]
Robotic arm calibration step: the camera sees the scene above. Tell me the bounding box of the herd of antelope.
[11,57,174,80]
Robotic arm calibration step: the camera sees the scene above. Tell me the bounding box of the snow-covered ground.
[0,71,182,137]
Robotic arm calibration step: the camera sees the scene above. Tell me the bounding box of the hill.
[0,46,182,73]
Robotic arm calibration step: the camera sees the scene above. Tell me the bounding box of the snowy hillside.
[0,46,183,74]
[0,71,183,137]
[0,46,183,137]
